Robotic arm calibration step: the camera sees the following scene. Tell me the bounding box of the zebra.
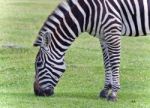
[33,0,150,101]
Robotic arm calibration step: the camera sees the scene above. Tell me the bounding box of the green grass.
[0,0,150,108]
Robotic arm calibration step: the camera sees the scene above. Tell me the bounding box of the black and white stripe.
[34,0,150,100]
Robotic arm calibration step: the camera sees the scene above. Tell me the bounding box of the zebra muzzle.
[34,81,54,96]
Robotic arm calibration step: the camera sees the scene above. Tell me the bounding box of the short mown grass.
[0,0,150,108]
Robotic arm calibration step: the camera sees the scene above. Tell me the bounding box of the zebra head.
[33,31,66,96]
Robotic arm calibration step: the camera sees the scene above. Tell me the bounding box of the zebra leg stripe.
[100,40,113,89]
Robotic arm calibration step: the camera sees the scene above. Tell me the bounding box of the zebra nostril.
[34,82,54,96]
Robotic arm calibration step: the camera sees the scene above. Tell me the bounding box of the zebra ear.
[33,36,43,47]
[33,32,51,47]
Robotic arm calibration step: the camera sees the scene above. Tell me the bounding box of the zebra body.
[33,0,150,101]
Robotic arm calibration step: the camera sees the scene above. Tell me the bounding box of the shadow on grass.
[0,92,100,100]
[54,92,100,100]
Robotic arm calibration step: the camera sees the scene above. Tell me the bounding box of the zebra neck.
[38,0,105,58]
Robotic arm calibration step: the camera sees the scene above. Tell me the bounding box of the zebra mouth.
[34,81,54,96]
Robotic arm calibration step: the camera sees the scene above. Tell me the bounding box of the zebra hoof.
[99,89,109,99]
[107,92,117,102]
[34,82,54,96]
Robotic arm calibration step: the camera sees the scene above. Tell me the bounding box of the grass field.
[0,0,150,108]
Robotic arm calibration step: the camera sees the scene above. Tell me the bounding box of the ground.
[0,0,150,108]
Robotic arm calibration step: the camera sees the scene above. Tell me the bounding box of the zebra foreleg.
[99,41,112,99]
[106,34,121,101]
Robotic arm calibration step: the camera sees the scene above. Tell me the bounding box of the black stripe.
[40,80,56,87]
[147,0,150,30]
[68,0,84,32]
[93,0,100,36]
[138,0,146,35]
[58,6,79,36]
[120,1,132,35]
[88,0,95,34]
[78,0,89,31]
[130,0,139,36]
